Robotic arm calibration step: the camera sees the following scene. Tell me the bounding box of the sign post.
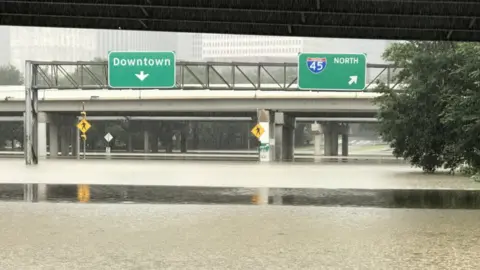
[298,53,367,91]
[76,107,91,160]
[108,51,176,88]
[104,132,113,159]
[76,104,91,203]
[251,122,270,161]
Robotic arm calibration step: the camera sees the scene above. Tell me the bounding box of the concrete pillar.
[342,133,349,157]
[311,122,323,161]
[49,121,59,158]
[152,133,159,153]
[60,126,70,156]
[274,112,295,162]
[127,134,133,152]
[180,124,188,153]
[71,126,78,157]
[322,122,339,156]
[75,126,81,159]
[37,112,48,160]
[161,122,173,153]
[143,130,150,153]
[191,122,199,150]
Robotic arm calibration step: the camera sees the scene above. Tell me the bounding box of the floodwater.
[0,203,479,269]
[1,159,478,190]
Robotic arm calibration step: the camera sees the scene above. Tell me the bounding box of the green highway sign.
[298,53,367,91]
[108,51,176,88]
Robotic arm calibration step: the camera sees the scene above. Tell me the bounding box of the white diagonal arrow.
[135,71,149,81]
[348,75,358,85]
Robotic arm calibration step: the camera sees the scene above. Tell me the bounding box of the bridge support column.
[71,126,78,157]
[160,122,173,153]
[37,112,48,160]
[321,123,350,158]
[127,134,133,153]
[191,122,199,150]
[60,126,70,157]
[48,116,59,158]
[180,123,188,153]
[342,134,349,157]
[152,134,159,153]
[274,112,295,162]
[322,123,339,156]
[75,125,81,159]
[59,116,76,157]
[143,129,150,153]
[341,124,351,157]
[311,122,323,161]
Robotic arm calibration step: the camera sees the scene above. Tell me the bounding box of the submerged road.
[0,203,479,269]
[0,159,478,190]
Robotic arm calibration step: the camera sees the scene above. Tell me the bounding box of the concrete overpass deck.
[0,89,378,117]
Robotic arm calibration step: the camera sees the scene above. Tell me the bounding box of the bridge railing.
[30,61,403,91]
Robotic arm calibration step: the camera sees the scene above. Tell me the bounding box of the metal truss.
[31,61,402,91]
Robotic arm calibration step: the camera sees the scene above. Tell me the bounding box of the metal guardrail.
[31,61,403,91]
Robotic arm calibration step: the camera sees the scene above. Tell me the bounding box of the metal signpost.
[104,132,113,159]
[108,51,176,88]
[298,53,367,91]
[76,105,91,159]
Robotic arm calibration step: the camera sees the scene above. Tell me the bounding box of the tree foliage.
[0,65,24,149]
[0,65,23,85]
[374,41,480,173]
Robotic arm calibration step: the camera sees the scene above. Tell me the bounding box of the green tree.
[0,65,23,85]
[374,41,480,173]
[0,65,24,149]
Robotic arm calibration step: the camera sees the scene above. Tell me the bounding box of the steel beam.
[30,61,400,91]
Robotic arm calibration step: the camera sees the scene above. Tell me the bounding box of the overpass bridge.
[1,88,378,117]
[4,60,398,118]
[16,60,391,165]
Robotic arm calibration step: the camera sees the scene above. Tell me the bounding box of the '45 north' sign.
[298,53,367,91]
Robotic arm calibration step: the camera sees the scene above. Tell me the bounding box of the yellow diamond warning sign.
[251,123,265,139]
[76,119,91,134]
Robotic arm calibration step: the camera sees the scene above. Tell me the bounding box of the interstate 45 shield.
[306,57,327,74]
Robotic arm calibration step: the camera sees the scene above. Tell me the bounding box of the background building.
[200,34,392,64]
[0,26,392,74]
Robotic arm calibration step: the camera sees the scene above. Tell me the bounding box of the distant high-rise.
[200,34,391,64]
[6,26,97,72]
[0,26,10,66]
[2,27,188,73]
[176,33,203,61]
[95,29,178,58]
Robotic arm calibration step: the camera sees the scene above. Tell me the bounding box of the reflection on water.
[2,184,480,209]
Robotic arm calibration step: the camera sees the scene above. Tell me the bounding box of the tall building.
[201,34,391,64]
[8,26,97,72]
[95,29,178,59]
[201,34,302,62]
[176,33,203,61]
[1,27,193,73]
[0,26,10,66]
